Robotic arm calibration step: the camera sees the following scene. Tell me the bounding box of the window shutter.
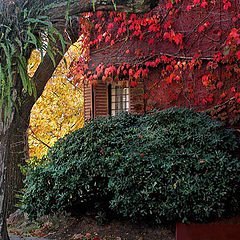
[94,80,108,117]
[83,80,93,120]
[130,80,145,113]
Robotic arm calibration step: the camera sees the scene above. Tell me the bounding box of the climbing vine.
[72,0,240,127]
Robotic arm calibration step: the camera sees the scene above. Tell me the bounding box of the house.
[82,0,240,127]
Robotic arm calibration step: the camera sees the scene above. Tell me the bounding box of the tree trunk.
[0,123,13,240]
[0,81,33,240]
[0,136,10,240]
[7,115,30,214]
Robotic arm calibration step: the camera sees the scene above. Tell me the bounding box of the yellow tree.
[27,41,84,158]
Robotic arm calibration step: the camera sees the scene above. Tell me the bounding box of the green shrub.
[22,108,240,223]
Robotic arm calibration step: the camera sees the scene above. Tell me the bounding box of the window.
[110,83,129,116]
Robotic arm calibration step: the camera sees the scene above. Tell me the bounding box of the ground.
[8,212,175,240]
[8,210,240,240]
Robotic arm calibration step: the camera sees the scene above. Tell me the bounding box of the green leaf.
[27,27,38,48]
[25,18,52,27]
[46,46,56,67]
[92,0,96,12]
[17,55,29,92]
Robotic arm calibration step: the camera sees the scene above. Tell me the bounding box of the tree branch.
[47,0,158,22]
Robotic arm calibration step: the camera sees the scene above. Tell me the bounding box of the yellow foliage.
[28,41,84,158]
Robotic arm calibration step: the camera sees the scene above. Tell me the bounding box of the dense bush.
[22,108,240,223]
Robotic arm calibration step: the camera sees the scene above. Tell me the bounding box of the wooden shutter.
[130,80,145,113]
[94,80,108,117]
[83,80,93,120]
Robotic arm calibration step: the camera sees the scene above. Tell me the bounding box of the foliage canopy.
[28,43,84,158]
[0,0,65,120]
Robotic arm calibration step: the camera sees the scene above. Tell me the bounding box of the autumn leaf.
[236,50,240,60]
[217,81,224,88]
[130,81,138,87]
[198,25,205,33]
[186,5,192,11]
[201,0,208,8]
[193,0,200,4]
[28,40,84,158]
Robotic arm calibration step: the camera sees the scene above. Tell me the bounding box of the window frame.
[108,82,130,116]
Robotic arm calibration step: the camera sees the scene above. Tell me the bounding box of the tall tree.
[0,0,158,239]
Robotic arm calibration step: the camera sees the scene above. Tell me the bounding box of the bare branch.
[47,0,158,22]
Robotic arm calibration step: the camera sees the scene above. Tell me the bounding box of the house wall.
[85,0,240,127]
[88,0,239,68]
[145,64,240,111]
[145,64,240,128]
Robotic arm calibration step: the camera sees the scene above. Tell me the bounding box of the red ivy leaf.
[235,93,240,98]
[105,35,111,43]
[204,21,210,28]
[175,75,181,81]
[97,11,103,18]
[166,2,173,9]
[130,81,138,87]
[173,33,183,45]
[217,81,224,89]
[164,20,172,30]
[148,39,154,45]
[107,23,114,30]
[233,16,238,23]
[223,1,231,11]
[97,34,103,41]
[202,75,210,86]
[198,25,205,33]
[236,50,240,60]
[129,69,134,76]
[163,32,170,40]
[221,92,227,98]
[186,5,192,11]
[201,0,208,8]
[166,65,173,72]
[206,94,214,103]
[193,0,200,4]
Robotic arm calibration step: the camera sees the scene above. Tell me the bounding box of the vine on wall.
[71,0,240,128]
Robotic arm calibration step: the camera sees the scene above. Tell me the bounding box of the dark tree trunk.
[0,75,34,240]
[7,115,30,214]
[0,122,13,240]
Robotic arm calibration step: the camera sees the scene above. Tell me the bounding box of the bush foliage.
[22,108,240,223]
